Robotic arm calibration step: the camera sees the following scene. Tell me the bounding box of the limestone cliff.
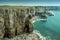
[0,7,40,40]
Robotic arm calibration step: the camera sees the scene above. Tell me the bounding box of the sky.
[0,0,60,6]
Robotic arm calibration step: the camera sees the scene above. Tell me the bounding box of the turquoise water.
[33,11,60,40]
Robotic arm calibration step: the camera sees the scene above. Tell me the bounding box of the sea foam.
[33,30,46,40]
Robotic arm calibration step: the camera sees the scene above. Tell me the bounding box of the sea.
[33,11,60,40]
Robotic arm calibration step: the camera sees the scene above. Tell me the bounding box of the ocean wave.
[32,19,47,23]
[32,19,41,23]
[33,30,56,40]
[33,30,46,40]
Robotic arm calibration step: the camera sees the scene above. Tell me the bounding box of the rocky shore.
[3,33,40,40]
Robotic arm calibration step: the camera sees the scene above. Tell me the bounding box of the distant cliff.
[35,6,60,11]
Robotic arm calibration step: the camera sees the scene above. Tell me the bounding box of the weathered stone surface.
[10,28,15,38]
[24,19,33,33]
[3,33,40,40]
[16,23,24,35]
[0,16,5,39]
[0,7,40,40]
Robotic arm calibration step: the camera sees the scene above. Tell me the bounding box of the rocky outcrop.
[0,7,40,40]
[3,33,40,40]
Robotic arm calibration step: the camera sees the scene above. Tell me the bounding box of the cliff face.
[0,7,40,40]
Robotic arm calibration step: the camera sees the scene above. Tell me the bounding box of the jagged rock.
[0,17,4,29]
[0,7,41,40]
[0,17,5,39]
[24,19,33,33]
[3,33,40,40]
[0,30,4,40]
[10,28,15,38]
[16,23,24,35]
